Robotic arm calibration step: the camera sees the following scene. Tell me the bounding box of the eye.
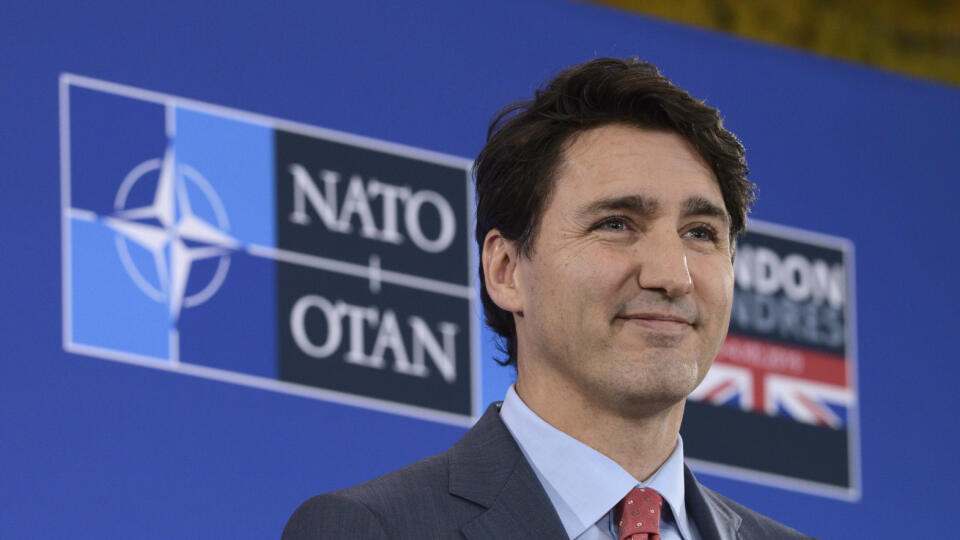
[594,216,631,232]
[684,224,718,242]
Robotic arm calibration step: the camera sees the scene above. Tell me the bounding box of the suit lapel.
[684,466,742,540]
[449,403,568,540]
[460,464,569,540]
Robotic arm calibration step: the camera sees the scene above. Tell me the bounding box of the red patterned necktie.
[616,487,664,540]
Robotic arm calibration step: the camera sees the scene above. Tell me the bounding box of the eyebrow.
[682,196,730,226]
[576,195,659,219]
[576,194,729,225]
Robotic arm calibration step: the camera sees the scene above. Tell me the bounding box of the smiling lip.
[618,313,694,333]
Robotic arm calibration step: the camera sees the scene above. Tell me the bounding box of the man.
[283,57,814,540]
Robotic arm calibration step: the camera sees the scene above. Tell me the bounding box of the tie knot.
[616,487,664,540]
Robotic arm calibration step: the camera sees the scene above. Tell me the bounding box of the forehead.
[550,124,723,211]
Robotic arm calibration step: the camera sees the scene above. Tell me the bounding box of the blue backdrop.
[2,1,958,538]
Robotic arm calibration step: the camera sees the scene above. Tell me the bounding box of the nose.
[636,231,693,298]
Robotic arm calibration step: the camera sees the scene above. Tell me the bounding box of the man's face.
[512,124,734,415]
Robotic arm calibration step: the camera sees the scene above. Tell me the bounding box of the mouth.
[617,313,695,334]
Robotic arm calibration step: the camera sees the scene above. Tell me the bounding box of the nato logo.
[60,75,479,424]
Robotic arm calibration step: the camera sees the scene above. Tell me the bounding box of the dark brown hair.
[474,57,755,367]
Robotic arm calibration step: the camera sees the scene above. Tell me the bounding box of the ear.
[482,229,524,314]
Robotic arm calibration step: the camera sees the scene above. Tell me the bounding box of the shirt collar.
[644,432,694,540]
[500,385,693,539]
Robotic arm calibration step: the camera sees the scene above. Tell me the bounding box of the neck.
[514,364,685,482]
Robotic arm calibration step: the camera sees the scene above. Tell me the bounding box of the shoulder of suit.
[282,490,390,540]
[698,483,818,540]
[333,451,451,504]
[282,451,471,539]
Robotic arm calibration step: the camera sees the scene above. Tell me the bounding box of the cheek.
[533,251,630,322]
[693,259,735,319]
[563,253,636,319]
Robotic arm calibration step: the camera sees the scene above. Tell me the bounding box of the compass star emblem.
[104,147,239,321]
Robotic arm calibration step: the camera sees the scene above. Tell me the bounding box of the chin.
[616,353,704,398]
[597,371,698,411]
[610,385,691,417]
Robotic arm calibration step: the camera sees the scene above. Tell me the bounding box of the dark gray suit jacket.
[283,404,814,539]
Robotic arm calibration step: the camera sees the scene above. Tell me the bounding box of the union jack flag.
[690,334,854,429]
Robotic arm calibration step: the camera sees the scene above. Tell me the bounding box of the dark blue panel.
[179,252,276,378]
[69,87,167,215]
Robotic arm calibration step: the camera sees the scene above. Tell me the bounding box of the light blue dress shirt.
[500,385,701,540]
